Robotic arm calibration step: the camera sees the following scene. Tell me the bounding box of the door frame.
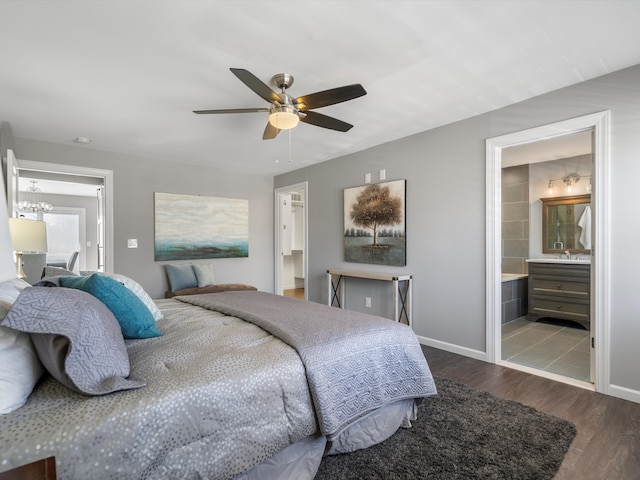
[274,181,308,298]
[485,111,611,393]
[11,158,114,274]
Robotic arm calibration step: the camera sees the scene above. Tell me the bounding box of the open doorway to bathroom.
[274,182,308,300]
[501,132,592,383]
[486,111,610,393]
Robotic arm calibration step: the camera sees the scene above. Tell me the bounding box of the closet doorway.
[274,182,308,300]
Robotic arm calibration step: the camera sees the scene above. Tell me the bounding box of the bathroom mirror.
[541,194,591,254]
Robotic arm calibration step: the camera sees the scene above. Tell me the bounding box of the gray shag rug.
[315,377,576,480]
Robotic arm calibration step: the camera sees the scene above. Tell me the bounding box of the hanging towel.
[578,205,592,249]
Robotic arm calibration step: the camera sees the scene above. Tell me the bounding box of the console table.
[326,269,412,326]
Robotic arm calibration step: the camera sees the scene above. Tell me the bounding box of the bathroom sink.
[526,258,591,264]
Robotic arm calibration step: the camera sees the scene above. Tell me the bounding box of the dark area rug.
[315,377,576,480]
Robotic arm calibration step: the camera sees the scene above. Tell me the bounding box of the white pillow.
[0,278,44,414]
[96,272,163,321]
[193,263,216,287]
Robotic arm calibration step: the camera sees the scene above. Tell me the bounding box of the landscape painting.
[154,192,248,261]
[344,179,406,266]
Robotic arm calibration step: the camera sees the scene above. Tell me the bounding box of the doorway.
[5,151,114,273]
[274,182,308,299]
[485,111,611,393]
[501,140,592,384]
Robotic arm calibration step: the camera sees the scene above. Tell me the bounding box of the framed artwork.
[154,192,248,261]
[343,179,406,266]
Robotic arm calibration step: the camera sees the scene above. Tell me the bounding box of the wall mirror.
[541,194,591,253]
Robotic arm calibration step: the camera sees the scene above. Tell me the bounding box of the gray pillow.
[193,263,216,287]
[2,287,146,396]
[164,264,198,291]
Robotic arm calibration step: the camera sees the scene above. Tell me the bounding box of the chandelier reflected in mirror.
[19,180,53,213]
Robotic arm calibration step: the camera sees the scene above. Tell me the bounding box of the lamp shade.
[9,218,48,253]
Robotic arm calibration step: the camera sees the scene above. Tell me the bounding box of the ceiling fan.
[194,68,367,140]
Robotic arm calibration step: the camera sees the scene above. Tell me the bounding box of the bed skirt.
[236,398,418,480]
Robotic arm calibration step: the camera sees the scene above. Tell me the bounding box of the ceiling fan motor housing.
[271,73,294,91]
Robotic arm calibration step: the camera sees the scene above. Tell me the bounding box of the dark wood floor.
[422,345,640,480]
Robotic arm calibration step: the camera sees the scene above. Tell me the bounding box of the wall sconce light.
[8,218,48,279]
[563,175,577,193]
[546,174,591,196]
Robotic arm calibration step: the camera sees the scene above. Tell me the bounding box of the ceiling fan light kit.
[268,105,299,130]
[194,68,366,140]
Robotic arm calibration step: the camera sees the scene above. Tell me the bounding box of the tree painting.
[349,184,402,247]
[344,179,406,266]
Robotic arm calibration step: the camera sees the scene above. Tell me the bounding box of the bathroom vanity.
[526,259,591,330]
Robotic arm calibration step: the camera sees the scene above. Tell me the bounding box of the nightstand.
[0,457,56,480]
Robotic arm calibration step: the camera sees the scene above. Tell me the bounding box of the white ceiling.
[2,1,640,176]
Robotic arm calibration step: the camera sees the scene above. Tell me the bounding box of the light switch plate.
[127,238,138,248]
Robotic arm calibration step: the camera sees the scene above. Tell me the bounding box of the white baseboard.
[416,335,487,362]
[608,384,640,404]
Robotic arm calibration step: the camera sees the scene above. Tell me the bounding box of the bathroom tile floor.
[502,316,591,382]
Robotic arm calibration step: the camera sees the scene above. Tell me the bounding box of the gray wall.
[275,64,640,395]
[7,139,274,299]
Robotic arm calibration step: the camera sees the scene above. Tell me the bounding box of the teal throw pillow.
[165,264,198,291]
[60,274,162,339]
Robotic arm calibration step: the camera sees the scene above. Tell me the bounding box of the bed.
[0,280,436,479]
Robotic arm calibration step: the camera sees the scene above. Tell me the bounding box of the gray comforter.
[1,292,436,480]
[177,291,437,439]
[0,299,317,479]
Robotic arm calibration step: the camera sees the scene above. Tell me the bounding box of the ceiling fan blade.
[193,108,269,114]
[299,111,353,132]
[230,68,281,104]
[295,84,366,110]
[263,122,280,140]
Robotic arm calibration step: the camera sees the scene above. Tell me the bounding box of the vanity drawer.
[528,262,590,279]
[530,277,589,298]
[528,297,590,328]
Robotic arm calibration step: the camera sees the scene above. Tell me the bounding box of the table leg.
[393,279,399,322]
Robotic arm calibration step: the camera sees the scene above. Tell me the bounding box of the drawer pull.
[556,285,562,289]
[556,305,562,310]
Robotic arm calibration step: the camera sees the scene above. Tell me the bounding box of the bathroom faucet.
[564,250,571,260]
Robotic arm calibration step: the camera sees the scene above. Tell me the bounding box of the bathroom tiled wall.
[502,277,528,324]
[502,165,529,274]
